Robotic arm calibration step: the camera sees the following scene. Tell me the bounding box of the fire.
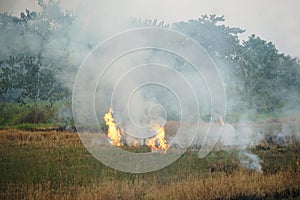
[103,107,124,146]
[103,107,169,153]
[133,140,139,147]
[147,122,169,153]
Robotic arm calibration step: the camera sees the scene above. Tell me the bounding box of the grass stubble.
[0,129,299,199]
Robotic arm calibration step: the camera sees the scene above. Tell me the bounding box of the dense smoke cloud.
[0,0,299,172]
[1,0,300,57]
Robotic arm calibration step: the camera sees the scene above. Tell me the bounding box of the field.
[0,129,300,199]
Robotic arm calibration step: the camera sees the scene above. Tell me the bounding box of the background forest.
[0,0,299,127]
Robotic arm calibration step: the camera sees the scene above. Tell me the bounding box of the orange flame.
[133,140,139,147]
[147,123,169,153]
[103,107,124,146]
[103,107,169,152]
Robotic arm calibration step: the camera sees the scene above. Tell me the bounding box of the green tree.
[233,35,300,113]
[173,15,244,59]
[0,55,69,104]
[0,0,73,104]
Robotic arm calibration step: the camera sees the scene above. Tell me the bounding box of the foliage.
[0,55,69,104]
[0,1,300,125]
[0,100,73,126]
[0,102,55,125]
[173,15,244,59]
[233,35,300,112]
[0,0,73,105]
[172,16,300,114]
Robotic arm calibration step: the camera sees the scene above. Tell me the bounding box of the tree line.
[0,1,299,125]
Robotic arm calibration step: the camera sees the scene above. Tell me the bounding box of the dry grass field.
[0,129,300,199]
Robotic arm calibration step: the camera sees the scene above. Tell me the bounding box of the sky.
[0,0,300,58]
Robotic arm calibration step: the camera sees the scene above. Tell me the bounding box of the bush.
[0,101,56,126]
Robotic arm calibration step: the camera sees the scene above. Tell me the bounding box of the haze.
[0,0,299,58]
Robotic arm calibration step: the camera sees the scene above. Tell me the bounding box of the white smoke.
[238,150,262,173]
[219,115,264,172]
[2,0,299,173]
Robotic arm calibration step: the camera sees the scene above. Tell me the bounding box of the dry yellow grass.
[0,129,78,141]
[1,129,300,199]
[2,170,300,200]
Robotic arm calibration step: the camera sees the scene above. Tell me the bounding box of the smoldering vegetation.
[0,0,300,198]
